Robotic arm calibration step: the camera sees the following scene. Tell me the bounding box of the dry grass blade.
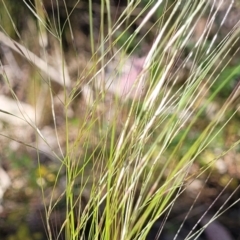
[0,31,70,88]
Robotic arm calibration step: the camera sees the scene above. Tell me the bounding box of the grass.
[0,0,240,239]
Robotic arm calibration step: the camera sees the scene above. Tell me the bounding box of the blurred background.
[0,1,240,239]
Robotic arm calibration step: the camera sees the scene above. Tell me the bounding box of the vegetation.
[0,0,240,239]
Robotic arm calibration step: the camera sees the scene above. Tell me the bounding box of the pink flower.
[103,55,147,100]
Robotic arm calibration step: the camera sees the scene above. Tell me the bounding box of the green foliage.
[211,65,240,98]
[0,0,240,239]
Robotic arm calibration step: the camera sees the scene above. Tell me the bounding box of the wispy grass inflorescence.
[0,0,240,239]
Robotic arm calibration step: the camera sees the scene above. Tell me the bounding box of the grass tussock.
[0,0,240,240]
